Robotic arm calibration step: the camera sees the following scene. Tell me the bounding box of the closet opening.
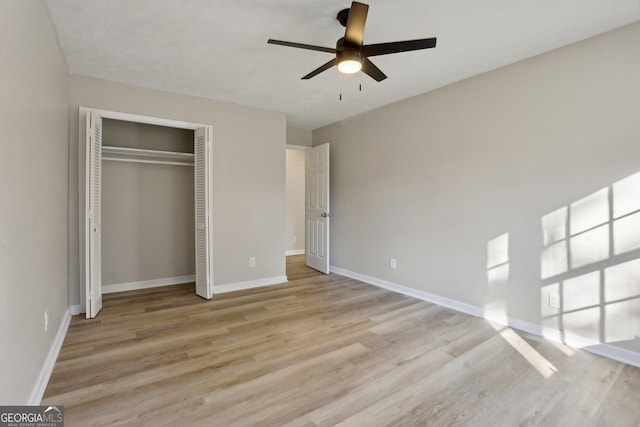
[102,119,195,295]
[80,108,213,319]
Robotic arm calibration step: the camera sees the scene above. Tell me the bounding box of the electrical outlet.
[249,257,256,268]
[390,258,397,269]
[292,235,296,243]
[549,292,560,309]
[44,309,49,332]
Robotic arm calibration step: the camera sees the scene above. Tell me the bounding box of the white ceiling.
[46,0,640,130]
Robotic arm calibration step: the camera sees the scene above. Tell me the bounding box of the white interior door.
[305,143,330,274]
[195,126,212,298]
[86,111,103,318]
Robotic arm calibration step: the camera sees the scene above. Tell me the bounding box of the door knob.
[321,212,331,218]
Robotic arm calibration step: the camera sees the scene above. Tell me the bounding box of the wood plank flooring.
[43,255,640,426]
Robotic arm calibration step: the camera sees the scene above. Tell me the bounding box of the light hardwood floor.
[44,255,640,426]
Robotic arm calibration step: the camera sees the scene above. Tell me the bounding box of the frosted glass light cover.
[338,60,362,74]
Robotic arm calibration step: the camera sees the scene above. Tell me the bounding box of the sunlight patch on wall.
[569,188,609,235]
[613,212,640,255]
[605,258,640,300]
[569,224,609,269]
[562,307,601,342]
[541,273,602,343]
[488,264,510,286]
[540,208,569,279]
[540,171,640,347]
[605,299,640,343]
[613,171,640,218]
[541,241,568,279]
[542,207,567,246]
[603,247,640,344]
[603,257,640,348]
[563,271,600,312]
[486,233,509,321]
[612,172,640,256]
[559,269,601,342]
[487,233,509,269]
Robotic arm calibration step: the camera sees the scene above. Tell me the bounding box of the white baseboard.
[28,308,71,404]
[286,249,305,256]
[330,265,640,369]
[214,275,288,294]
[102,275,195,294]
[330,266,485,318]
[70,305,82,315]
[581,341,640,367]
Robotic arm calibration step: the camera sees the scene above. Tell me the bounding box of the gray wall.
[102,120,195,286]
[286,127,312,147]
[314,22,640,355]
[286,149,305,253]
[69,75,286,308]
[0,0,70,403]
[103,119,194,152]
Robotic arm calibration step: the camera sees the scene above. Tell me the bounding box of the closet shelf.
[102,146,194,166]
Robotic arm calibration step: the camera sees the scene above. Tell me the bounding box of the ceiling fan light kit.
[267,1,437,82]
[337,50,362,74]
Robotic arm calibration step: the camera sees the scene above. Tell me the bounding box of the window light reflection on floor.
[489,322,558,379]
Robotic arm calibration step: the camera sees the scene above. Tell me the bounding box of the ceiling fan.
[267,1,437,82]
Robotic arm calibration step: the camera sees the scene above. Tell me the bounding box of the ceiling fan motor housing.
[337,48,361,64]
[337,8,350,27]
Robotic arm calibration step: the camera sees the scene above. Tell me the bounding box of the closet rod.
[102,145,194,159]
[103,157,194,167]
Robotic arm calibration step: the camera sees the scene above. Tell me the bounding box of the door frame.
[286,144,311,151]
[285,144,310,257]
[79,107,214,315]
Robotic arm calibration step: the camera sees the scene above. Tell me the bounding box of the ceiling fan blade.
[363,38,437,57]
[361,58,387,82]
[344,1,369,46]
[302,58,338,79]
[268,39,336,54]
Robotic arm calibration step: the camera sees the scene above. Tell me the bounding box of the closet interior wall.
[101,119,195,291]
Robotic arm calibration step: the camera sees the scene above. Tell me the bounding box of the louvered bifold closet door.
[88,112,103,317]
[194,126,212,299]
